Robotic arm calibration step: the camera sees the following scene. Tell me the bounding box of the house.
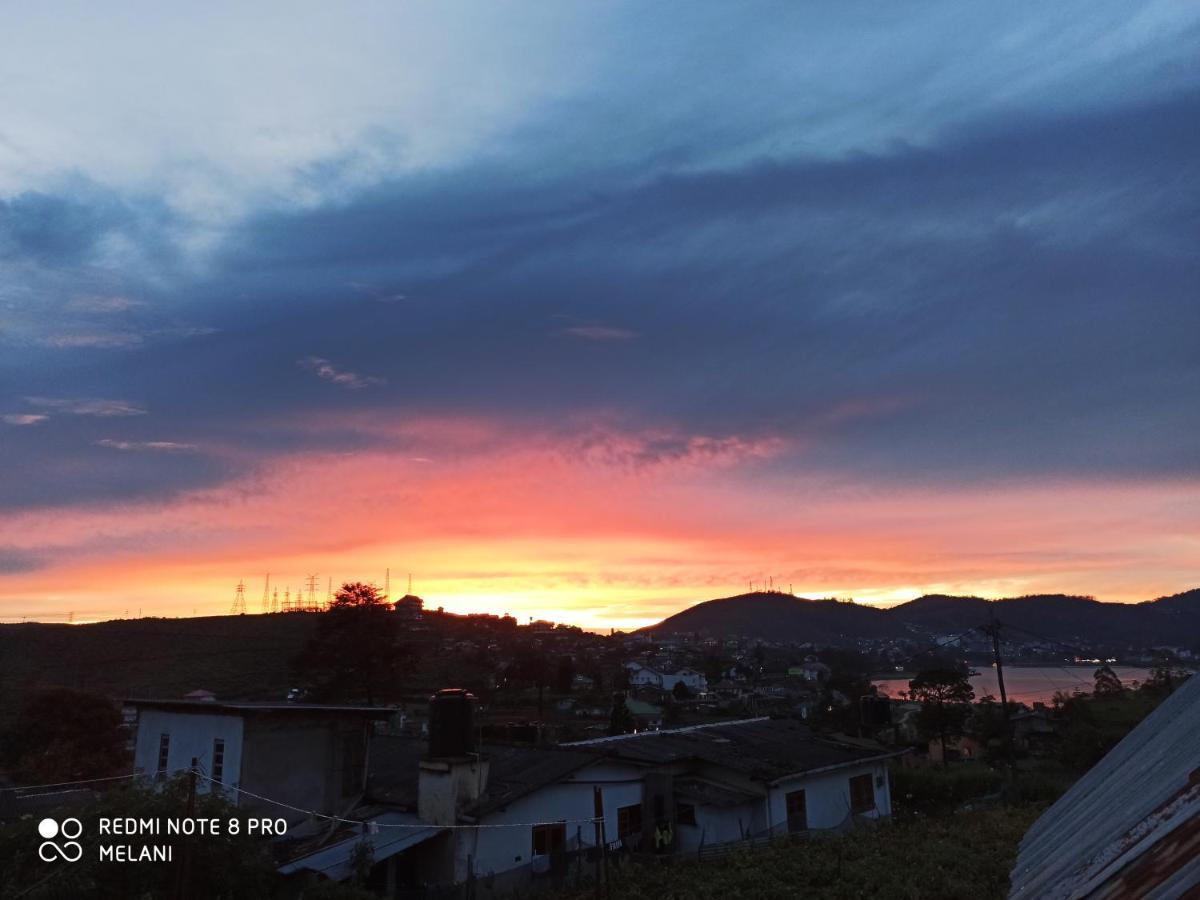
[281,691,899,896]
[392,594,424,620]
[126,698,393,824]
[1009,673,1200,899]
[1010,708,1059,754]
[927,733,986,763]
[625,662,708,694]
[625,697,664,732]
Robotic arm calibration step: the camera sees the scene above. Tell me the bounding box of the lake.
[873,665,1153,706]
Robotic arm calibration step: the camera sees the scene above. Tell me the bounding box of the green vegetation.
[1,688,128,784]
[0,778,277,900]
[559,804,1042,900]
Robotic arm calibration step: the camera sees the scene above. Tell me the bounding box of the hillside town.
[1,585,1197,897]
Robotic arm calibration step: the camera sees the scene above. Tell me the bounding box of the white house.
[126,697,392,825]
[625,661,708,694]
[280,694,898,896]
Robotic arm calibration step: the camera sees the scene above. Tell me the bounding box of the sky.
[1,2,1198,629]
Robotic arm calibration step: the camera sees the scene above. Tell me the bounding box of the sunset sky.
[1,3,1198,629]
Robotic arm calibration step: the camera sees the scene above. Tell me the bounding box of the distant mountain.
[640,589,1200,648]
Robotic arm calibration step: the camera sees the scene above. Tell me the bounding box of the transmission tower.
[261,574,271,613]
[271,588,279,613]
[306,574,320,611]
[230,580,246,615]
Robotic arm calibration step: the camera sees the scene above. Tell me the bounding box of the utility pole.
[175,757,198,900]
[981,606,1015,770]
[593,786,604,900]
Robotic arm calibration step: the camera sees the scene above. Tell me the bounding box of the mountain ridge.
[637,589,1200,646]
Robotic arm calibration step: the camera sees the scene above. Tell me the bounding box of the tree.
[607,693,635,735]
[554,655,577,694]
[331,581,388,608]
[2,688,129,784]
[293,581,401,704]
[671,681,692,701]
[1093,665,1123,696]
[909,668,975,764]
[1144,666,1190,696]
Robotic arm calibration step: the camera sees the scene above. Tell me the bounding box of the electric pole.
[981,605,1015,770]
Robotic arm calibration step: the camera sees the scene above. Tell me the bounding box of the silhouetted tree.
[607,693,635,735]
[1093,665,1123,696]
[2,688,128,783]
[909,668,975,764]
[331,581,388,608]
[671,681,692,701]
[293,581,400,704]
[554,655,577,694]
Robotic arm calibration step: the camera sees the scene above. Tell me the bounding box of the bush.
[890,765,1004,815]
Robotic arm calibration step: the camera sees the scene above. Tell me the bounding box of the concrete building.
[126,698,392,822]
[280,695,898,896]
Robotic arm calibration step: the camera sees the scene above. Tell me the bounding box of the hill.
[0,613,320,727]
[641,588,1200,647]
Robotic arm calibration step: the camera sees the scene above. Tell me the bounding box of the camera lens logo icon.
[38,817,83,862]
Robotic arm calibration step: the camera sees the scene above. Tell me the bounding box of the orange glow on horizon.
[1,416,1197,628]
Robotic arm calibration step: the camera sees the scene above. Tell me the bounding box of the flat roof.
[126,698,396,717]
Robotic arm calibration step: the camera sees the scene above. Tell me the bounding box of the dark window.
[849,773,875,814]
[156,733,170,777]
[212,738,225,784]
[341,731,365,795]
[676,803,697,826]
[785,789,807,832]
[617,803,643,840]
[531,822,566,856]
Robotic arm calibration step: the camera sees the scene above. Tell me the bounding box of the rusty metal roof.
[1008,673,1200,900]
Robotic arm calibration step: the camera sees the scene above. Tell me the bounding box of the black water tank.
[428,688,477,757]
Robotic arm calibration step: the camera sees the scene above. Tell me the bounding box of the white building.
[280,702,897,896]
[625,661,709,694]
[127,698,392,823]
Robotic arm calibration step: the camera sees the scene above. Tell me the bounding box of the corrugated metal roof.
[1009,674,1200,900]
[278,811,443,881]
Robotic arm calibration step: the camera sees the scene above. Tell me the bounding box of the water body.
[873,666,1153,706]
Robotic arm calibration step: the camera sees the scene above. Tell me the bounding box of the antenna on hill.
[408,573,412,594]
[384,568,391,600]
[230,580,246,615]
[261,574,271,613]
[271,587,279,613]
[326,576,332,608]
[306,574,320,611]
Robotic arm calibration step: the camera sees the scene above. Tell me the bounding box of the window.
[156,733,170,777]
[212,738,225,784]
[531,822,566,857]
[676,803,697,826]
[617,803,643,841]
[849,773,875,814]
[785,789,807,832]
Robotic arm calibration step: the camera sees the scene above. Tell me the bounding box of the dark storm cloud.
[2,80,1198,509]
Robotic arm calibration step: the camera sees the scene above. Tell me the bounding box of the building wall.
[452,761,645,885]
[240,716,370,823]
[131,709,245,797]
[766,761,891,834]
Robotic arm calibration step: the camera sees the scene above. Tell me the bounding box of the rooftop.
[1009,673,1200,899]
[568,717,897,782]
[126,698,396,717]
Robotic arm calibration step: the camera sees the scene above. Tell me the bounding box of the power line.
[192,770,602,830]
